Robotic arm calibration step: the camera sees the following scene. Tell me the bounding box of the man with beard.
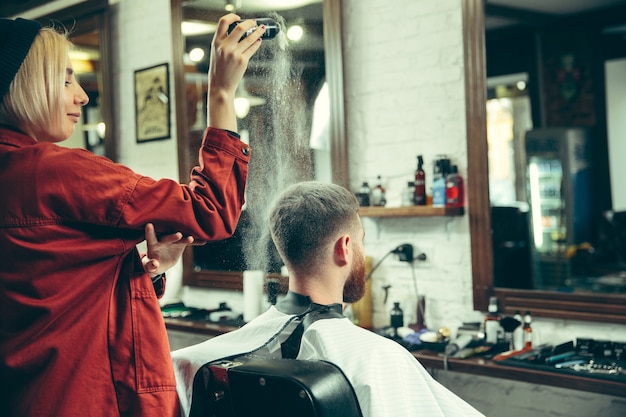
[171,182,485,417]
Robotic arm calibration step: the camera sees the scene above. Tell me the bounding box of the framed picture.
[134,63,170,142]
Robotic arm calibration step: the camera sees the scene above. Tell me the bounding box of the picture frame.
[134,63,171,142]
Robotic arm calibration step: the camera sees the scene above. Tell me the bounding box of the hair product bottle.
[432,155,450,207]
[484,296,501,344]
[413,155,426,205]
[445,165,464,208]
[523,311,533,349]
[371,175,387,206]
[402,181,415,206]
[356,182,371,206]
[390,302,404,338]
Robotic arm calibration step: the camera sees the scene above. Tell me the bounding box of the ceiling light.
[287,25,304,41]
[188,47,205,63]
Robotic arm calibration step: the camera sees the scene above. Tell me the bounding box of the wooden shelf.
[358,206,464,218]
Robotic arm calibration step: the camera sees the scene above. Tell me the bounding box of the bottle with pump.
[484,296,501,344]
[414,155,426,205]
[445,165,464,208]
[523,311,533,349]
[513,310,524,350]
[371,175,387,206]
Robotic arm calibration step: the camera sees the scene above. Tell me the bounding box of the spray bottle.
[228,18,281,41]
[413,155,426,205]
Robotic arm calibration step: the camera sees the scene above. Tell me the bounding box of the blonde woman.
[0,15,265,417]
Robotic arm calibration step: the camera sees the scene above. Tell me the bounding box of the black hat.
[0,18,42,105]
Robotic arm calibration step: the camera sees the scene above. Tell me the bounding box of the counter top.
[413,350,626,397]
[164,318,626,397]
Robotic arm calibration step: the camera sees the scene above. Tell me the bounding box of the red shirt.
[0,127,250,417]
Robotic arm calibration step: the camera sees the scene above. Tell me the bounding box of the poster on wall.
[134,63,170,142]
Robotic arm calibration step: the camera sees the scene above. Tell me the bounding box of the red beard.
[343,250,366,303]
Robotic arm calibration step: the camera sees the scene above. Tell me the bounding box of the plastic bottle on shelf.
[371,175,387,206]
[432,156,450,207]
[445,165,464,208]
[356,182,371,206]
[402,181,415,206]
[484,296,501,344]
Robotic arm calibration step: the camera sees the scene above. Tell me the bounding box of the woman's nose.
[77,85,89,106]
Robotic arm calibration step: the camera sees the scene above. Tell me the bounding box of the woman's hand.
[142,223,195,277]
[207,14,265,131]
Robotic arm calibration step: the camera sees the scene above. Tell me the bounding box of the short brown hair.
[269,181,360,273]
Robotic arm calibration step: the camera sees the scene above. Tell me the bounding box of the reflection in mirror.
[485,2,626,294]
[467,0,626,323]
[172,0,346,289]
[68,28,107,156]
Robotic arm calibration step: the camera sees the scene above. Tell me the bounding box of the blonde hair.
[0,26,72,138]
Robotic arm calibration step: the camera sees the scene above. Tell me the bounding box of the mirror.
[171,0,347,289]
[466,0,626,323]
[0,0,115,160]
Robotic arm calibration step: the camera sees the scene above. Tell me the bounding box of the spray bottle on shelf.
[414,155,426,205]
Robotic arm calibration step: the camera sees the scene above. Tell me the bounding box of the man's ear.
[333,234,351,266]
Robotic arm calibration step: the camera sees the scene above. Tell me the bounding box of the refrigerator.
[524,127,592,289]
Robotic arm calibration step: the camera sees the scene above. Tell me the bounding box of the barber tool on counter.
[494,338,626,382]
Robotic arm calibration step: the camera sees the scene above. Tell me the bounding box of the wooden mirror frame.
[172,0,348,290]
[464,0,626,324]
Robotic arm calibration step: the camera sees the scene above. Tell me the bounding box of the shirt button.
[242,146,250,156]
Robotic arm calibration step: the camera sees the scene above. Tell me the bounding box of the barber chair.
[190,355,363,417]
[189,307,363,417]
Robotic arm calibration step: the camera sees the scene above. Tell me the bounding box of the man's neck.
[276,290,343,316]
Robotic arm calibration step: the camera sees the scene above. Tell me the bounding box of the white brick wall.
[111,0,179,182]
[343,0,474,330]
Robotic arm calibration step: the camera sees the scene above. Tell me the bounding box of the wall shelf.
[358,206,464,218]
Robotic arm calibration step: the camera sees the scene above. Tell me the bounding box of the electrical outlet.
[414,245,432,268]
